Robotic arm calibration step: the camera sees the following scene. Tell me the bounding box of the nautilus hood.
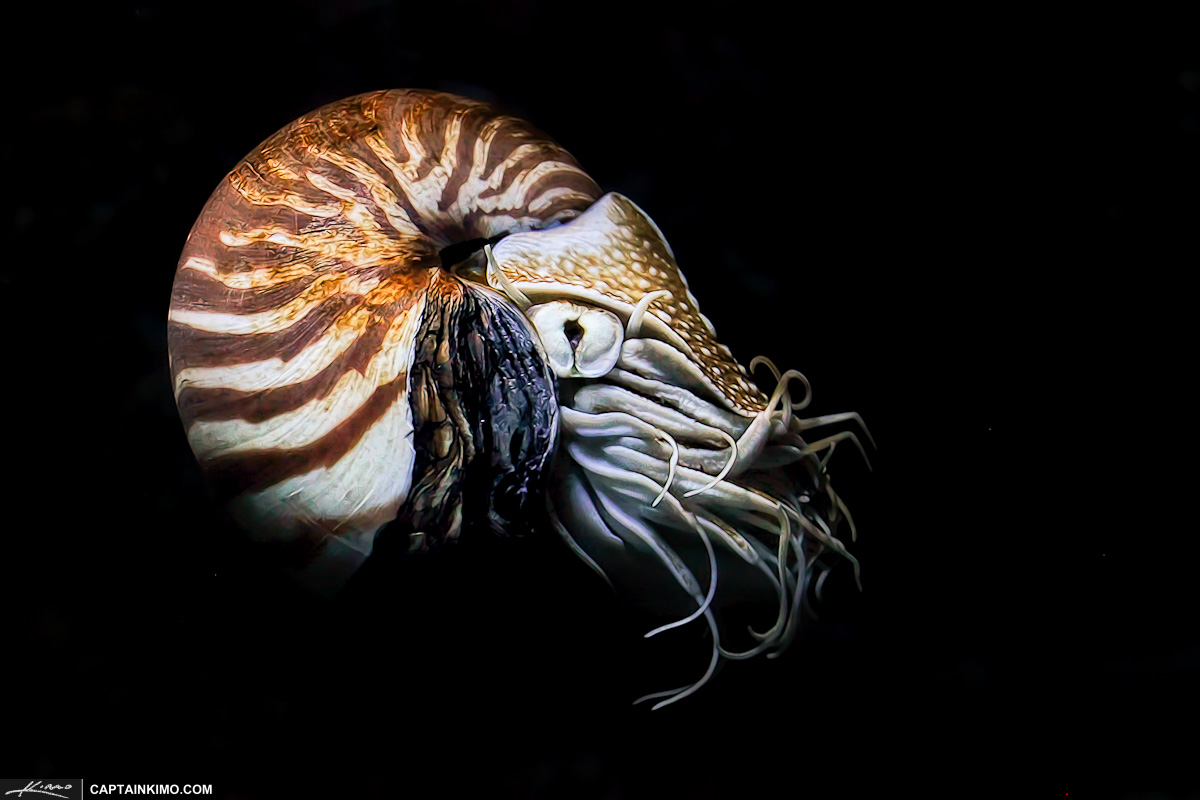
[483,191,768,417]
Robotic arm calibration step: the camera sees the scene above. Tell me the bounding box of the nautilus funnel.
[168,88,871,707]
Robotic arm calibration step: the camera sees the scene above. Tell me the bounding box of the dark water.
[2,3,1197,798]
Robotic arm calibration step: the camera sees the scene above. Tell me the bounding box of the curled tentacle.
[626,290,673,338]
[799,411,878,449]
[643,511,718,638]
[746,503,792,646]
[682,428,739,499]
[634,607,721,710]
[802,430,873,472]
[652,431,681,508]
[750,355,813,412]
[485,243,532,311]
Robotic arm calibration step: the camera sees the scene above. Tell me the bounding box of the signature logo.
[3,782,73,799]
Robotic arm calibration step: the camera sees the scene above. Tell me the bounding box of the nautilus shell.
[168,89,871,708]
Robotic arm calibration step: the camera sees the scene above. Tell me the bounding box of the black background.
[2,3,1197,798]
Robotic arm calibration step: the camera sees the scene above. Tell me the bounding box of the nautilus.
[168,89,872,708]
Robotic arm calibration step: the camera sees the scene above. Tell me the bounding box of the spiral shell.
[169,90,599,588]
[169,89,868,706]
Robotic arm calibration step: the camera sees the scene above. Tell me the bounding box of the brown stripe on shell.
[437,112,484,213]
[215,203,332,241]
[171,268,325,315]
[168,293,367,377]
[338,137,436,242]
[479,123,551,182]
[203,373,408,500]
[229,168,341,222]
[475,146,553,202]
[310,149,420,242]
[531,198,592,225]
[393,93,448,185]
[523,170,604,210]
[185,238,314,278]
[175,316,391,424]
[183,206,323,276]
[174,258,392,308]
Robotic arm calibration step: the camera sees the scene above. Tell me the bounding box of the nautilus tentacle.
[168,89,870,707]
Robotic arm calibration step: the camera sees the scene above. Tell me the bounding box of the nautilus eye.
[169,88,872,710]
[526,301,622,378]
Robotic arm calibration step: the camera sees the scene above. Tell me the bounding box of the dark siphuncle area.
[437,234,506,272]
[2,3,1198,799]
[397,274,560,551]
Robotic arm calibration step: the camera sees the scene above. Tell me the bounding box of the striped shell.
[169,89,866,706]
[170,90,757,588]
